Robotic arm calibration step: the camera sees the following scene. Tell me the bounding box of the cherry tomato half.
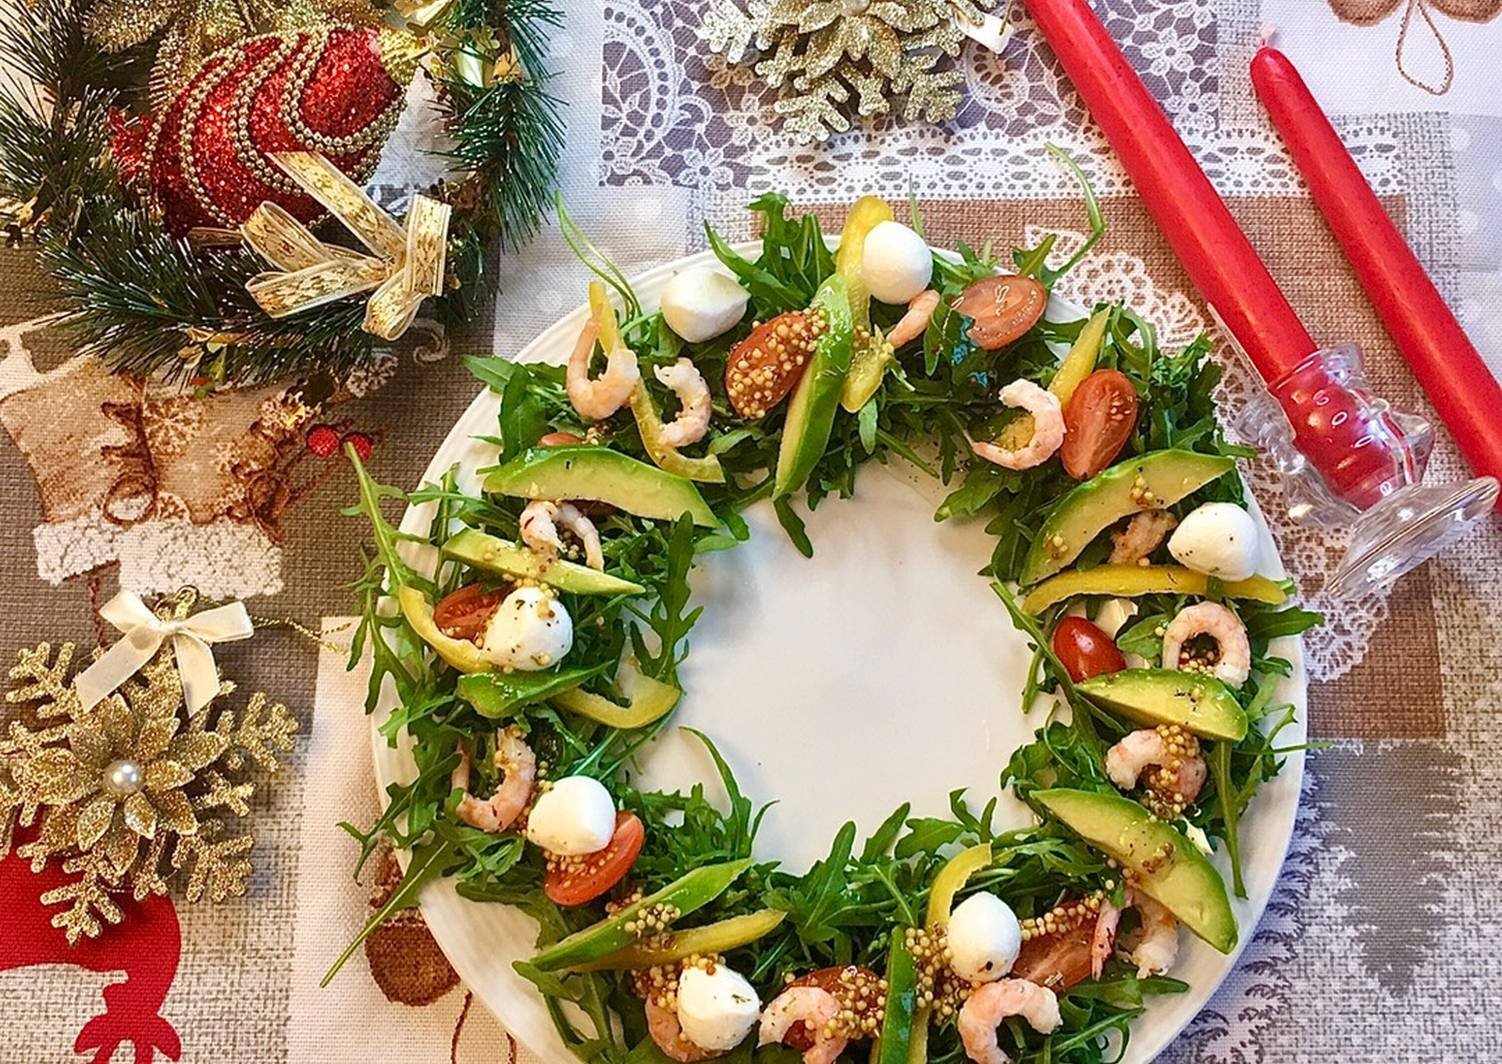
[433,582,508,643]
[544,811,646,906]
[778,967,881,1050]
[1009,910,1095,992]
[725,310,817,418]
[1051,616,1126,682]
[1061,370,1138,480]
[539,431,584,446]
[950,275,1048,350]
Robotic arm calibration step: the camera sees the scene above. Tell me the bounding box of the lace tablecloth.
[3,1,1501,1061]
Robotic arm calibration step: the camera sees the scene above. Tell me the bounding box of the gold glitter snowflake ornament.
[704,0,1002,142]
[0,600,297,943]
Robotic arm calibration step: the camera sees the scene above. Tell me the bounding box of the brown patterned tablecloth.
[3,1,1502,1061]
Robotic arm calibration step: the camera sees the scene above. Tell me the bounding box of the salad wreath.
[334,177,1321,1064]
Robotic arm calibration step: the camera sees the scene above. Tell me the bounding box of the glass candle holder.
[1231,343,1497,597]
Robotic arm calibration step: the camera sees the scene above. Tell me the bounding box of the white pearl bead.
[103,758,144,797]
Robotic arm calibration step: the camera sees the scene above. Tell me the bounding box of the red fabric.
[0,829,182,1064]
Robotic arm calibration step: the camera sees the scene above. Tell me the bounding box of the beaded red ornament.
[111,25,421,235]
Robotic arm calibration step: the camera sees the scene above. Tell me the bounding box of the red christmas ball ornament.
[111,26,422,236]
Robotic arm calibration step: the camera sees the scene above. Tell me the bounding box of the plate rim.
[367,242,1307,1063]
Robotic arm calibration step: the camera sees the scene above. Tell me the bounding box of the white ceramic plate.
[370,245,1306,1064]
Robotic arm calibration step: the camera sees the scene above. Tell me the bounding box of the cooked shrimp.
[885,289,941,349]
[452,728,536,833]
[1090,896,1121,980]
[1126,893,1180,977]
[957,979,1062,1064]
[1108,511,1179,565]
[646,999,720,1063]
[520,500,563,557]
[1162,601,1252,687]
[971,380,1065,471]
[758,986,846,1064]
[1106,726,1207,816]
[653,358,713,448]
[519,500,605,571]
[567,318,640,420]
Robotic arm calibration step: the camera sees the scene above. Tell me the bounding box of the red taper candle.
[1252,44,1502,497]
[1022,0,1315,381]
[1022,0,1431,510]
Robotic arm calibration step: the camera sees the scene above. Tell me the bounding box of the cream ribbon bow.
[241,152,452,341]
[74,592,255,714]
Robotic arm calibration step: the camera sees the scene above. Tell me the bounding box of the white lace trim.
[601,0,1406,203]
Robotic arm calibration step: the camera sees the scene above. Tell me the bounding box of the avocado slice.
[1020,564,1287,614]
[1078,668,1248,741]
[1019,450,1236,585]
[1034,788,1237,953]
[484,446,717,527]
[442,528,645,596]
[773,275,855,499]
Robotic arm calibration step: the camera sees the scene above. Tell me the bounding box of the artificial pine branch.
[0,0,565,384]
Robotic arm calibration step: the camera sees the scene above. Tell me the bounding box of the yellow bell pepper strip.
[629,383,726,483]
[1048,307,1111,406]
[1021,564,1289,615]
[551,654,682,729]
[585,276,725,484]
[994,307,1111,451]
[907,842,993,1064]
[569,909,787,972]
[588,279,625,353]
[874,930,919,1064]
[456,663,609,718]
[836,196,897,413]
[526,858,754,971]
[582,272,723,483]
[397,585,493,674]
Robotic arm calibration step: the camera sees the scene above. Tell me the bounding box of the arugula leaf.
[772,496,813,558]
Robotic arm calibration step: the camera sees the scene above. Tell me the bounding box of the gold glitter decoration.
[85,0,381,105]
[703,0,998,142]
[0,592,298,943]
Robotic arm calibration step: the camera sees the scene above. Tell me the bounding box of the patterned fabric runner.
[2,1,1500,1060]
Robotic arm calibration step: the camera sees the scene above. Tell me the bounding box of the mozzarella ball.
[676,965,760,1052]
[1093,597,1138,639]
[947,892,1023,983]
[479,586,572,671]
[862,221,933,305]
[1167,502,1262,582]
[660,268,750,343]
[524,775,616,855]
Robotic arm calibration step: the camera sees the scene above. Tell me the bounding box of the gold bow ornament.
[241,152,452,341]
[74,591,255,714]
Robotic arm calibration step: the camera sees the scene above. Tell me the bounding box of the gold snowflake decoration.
[0,602,297,943]
[85,0,380,105]
[703,0,998,142]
